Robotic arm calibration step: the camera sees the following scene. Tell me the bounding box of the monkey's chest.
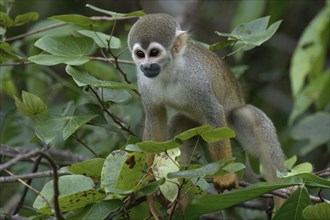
[144,79,193,111]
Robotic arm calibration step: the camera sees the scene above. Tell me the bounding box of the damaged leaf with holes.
[101,150,146,194]
[33,175,105,214]
[62,158,105,181]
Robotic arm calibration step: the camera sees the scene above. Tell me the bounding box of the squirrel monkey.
[128,13,286,212]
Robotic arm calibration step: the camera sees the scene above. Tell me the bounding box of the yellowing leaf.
[152,148,181,202]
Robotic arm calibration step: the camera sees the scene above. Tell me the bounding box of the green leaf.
[63,158,105,181]
[14,91,48,117]
[139,178,165,196]
[35,35,95,56]
[99,88,132,104]
[67,200,123,220]
[289,71,330,123]
[126,139,181,153]
[126,126,235,153]
[280,172,330,188]
[29,54,89,66]
[65,65,137,90]
[303,203,330,220]
[35,114,97,144]
[181,178,209,197]
[209,40,236,52]
[78,30,121,49]
[14,12,39,26]
[33,175,105,214]
[29,35,95,65]
[101,150,146,194]
[152,148,181,202]
[0,27,5,36]
[86,4,145,17]
[185,178,303,218]
[273,186,312,220]
[0,42,24,62]
[290,5,330,98]
[200,127,235,143]
[291,112,330,155]
[174,125,235,143]
[0,12,14,27]
[215,16,281,51]
[292,162,313,174]
[174,125,213,140]
[316,68,330,109]
[284,155,297,170]
[167,157,236,179]
[49,14,102,27]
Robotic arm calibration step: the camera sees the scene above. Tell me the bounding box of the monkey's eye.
[149,49,159,57]
[136,50,145,58]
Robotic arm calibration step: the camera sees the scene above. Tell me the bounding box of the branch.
[239,180,329,204]
[72,134,98,157]
[1,149,65,219]
[4,22,67,42]
[37,152,65,220]
[0,170,69,183]
[1,144,89,165]
[0,148,41,171]
[89,56,135,65]
[90,16,139,21]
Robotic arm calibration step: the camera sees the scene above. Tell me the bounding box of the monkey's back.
[184,43,245,112]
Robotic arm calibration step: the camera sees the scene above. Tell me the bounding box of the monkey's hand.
[213,173,238,192]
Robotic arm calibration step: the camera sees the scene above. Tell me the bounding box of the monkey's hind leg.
[169,113,201,165]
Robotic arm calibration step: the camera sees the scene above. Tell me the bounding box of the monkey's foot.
[213,173,238,193]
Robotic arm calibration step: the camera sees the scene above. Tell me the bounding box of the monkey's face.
[131,42,171,78]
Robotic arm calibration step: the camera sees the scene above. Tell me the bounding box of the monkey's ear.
[172,31,187,55]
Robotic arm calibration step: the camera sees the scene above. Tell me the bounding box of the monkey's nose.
[140,63,161,78]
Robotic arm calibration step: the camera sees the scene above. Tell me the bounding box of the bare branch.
[1,144,89,165]
[0,170,69,183]
[89,56,135,65]
[4,22,67,42]
[37,152,65,220]
[90,16,139,21]
[13,154,43,214]
[0,148,41,171]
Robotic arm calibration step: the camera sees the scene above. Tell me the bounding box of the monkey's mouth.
[140,63,161,78]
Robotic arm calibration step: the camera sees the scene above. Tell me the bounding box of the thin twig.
[4,169,53,212]
[89,56,135,65]
[0,57,134,67]
[72,134,98,157]
[88,25,139,95]
[0,61,33,66]
[87,85,134,136]
[38,152,65,220]
[13,155,43,214]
